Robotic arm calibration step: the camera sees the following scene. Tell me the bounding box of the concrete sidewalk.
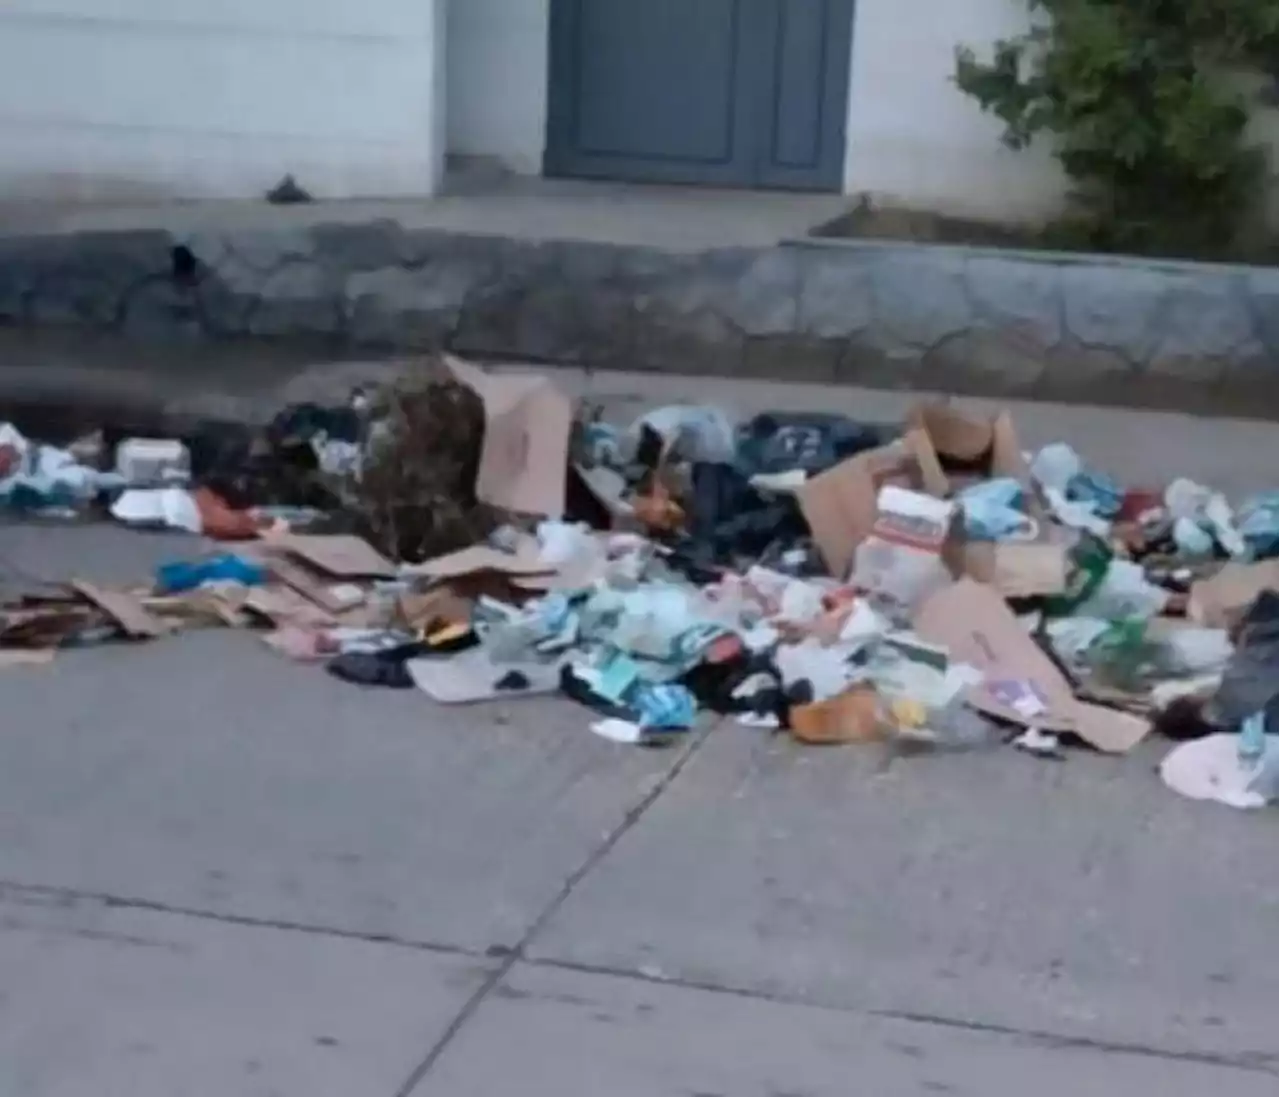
[0,373,1275,1096]
[0,328,1275,499]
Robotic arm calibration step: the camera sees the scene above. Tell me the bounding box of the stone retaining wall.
[0,222,1274,412]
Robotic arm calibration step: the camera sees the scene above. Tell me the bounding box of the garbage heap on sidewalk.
[2,355,1276,809]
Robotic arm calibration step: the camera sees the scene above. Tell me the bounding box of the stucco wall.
[0,0,446,201]
[446,0,550,176]
[843,0,1066,218]
[442,0,1067,216]
[842,0,1279,222]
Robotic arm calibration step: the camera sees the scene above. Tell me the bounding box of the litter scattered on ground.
[2,354,1276,810]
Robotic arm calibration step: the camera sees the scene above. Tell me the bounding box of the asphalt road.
[0,349,1276,1097]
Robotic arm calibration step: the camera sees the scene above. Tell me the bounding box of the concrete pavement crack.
[390,721,717,1097]
[0,880,479,960]
[868,1007,1277,1075]
[512,956,1274,1077]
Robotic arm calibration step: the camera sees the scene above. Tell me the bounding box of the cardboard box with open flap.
[796,428,945,579]
[797,425,1069,599]
[914,578,1149,753]
[442,355,574,520]
[905,402,1035,496]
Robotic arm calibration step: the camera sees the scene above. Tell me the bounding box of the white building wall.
[446,0,549,175]
[443,0,1069,219]
[0,0,446,202]
[843,0,1066,219]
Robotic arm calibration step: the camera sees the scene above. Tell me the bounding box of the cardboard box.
[443,356,573,519]
[797,429,943,578]
[905,403,1035,497]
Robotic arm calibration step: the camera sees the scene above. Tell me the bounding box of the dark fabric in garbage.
[680,462,807,568]
[735,413,891,477]
[269,403,362,446]
[559,663,633,721]
[326,652,413,688]
[324,641,430,689]
[680,649,782,716]
[1205,590,1278,732]
[184,416,340,511]
[1153,696,1217,741]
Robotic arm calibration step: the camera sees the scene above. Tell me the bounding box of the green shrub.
[955,0,1278,260]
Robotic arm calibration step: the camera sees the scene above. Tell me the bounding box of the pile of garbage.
[2,355,1276,810]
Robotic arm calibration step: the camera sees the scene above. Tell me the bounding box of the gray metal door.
[545,0,854,192]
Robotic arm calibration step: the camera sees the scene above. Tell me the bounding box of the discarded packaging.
[115,438,191,485]
[3,356,1275,806]
[851,486,956,610]
[1160,731,1279,809]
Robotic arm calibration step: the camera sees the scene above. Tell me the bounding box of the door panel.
[756,0,854,189]
[574,0,738,162]
[545,0,854,191]
[546,0,757,186]
[771,0,827,169]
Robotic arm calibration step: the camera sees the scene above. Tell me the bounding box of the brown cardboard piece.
[906,403,1034,494]
[248,534,392,615]
[797,429,943,578]
[1188,560,1279,629]
[906,403,1060,595]
[255,553,360,616]
[443,355,572,518]
[914,578,1148,753]
[960,539,1071,598]
[145,586,252,628]
[404,543,552,581]
[264,533,396,579]
[70,581,172,638]
[0,604,95,648]
[242,584,338,628]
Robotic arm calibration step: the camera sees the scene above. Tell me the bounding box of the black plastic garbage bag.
[182,401,358,511]
[1207,590,1278,732]
[681,462,808,568]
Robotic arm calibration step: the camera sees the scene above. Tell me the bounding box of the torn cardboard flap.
[404,543,553,581]
[960,540,1070,598]
[1188,560,1279,629]
[250,551,365,616]
[909,403,997,463]
[798,430,941,579]
[906,403,1035,498]
[242,584,338,628]
[70,581,173,638]
[443,355,572,519]
[263,533,396,579]
[914,578,1148,753]
[146,584,253,628]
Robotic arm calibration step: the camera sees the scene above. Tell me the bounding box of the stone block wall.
[0,223,1273,413]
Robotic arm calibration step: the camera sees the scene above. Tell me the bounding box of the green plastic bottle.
[1044,533,1112,617]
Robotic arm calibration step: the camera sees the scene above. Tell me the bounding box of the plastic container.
[115,438,190,485]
